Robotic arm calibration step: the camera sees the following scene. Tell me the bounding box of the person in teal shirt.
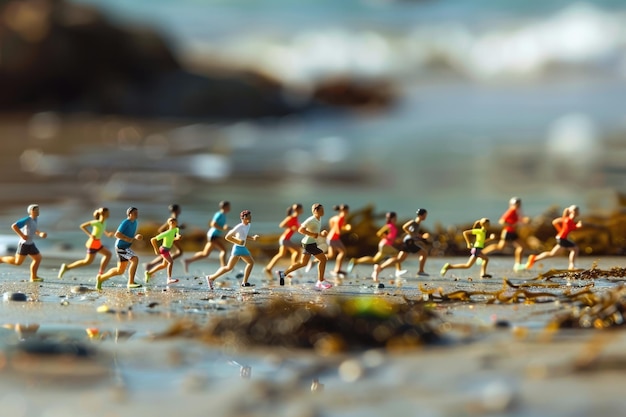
[440,218,494,279]
[96,207,143,290]
[183,200,230,273]
[146,217,181,285]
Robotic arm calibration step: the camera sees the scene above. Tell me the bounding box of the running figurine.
[58,207,114,279]
[183,200,230,273]
[278,203,332,290]
[0,204,47,282]
[526,205,582,271]
[145,204,185,272]
[264,203,303,275]
[326,204,351,277]
[441,218,493,278]
[96,207,143,289]
[145,217,181,285]
[371,208,431,279]
[206,210,259,289]
[482,196,530,271]
[348,211,401,280]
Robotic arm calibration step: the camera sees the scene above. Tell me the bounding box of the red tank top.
[501,207,519,233]
[328,215,345,241]
[381,222,398,246]
[557,217,577,239]
[283,216,300,240]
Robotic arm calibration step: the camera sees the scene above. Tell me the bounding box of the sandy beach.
[2,0,626,415]
[1,252,625,417]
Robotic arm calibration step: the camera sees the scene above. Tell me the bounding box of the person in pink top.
[368,208,430,280]
[264,203,303,275]
[525,205,582,271]
[347,211,402,280]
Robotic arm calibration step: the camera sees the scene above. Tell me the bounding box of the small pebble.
[97,305,113,313]
[71,286,91,294]
[3,292,27,302]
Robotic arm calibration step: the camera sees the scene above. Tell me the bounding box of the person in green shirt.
[145,204,185,272]
[440,218,494,279]
[145,217,181,285]
[59,207,114,279]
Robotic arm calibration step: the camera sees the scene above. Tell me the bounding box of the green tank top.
[156,227,179,248]
[91,220,105,239]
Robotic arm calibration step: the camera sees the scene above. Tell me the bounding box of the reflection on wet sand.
[0,257,625,415]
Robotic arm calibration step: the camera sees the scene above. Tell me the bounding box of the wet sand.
[1,253,625,417]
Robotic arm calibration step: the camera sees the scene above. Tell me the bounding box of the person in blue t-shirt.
[0,204,47,282]
[183,200,230,273]
[96,207,144,290]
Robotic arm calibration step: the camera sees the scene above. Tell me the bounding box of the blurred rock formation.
[0,0,393,120]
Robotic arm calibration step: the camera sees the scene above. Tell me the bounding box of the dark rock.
[0,0,393,120]
[3,292,28,302]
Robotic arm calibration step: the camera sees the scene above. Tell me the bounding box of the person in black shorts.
[372,208,430,280]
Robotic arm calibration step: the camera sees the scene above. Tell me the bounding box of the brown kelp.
[156,297,443,353]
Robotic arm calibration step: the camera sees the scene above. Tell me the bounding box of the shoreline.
[1,257,626,415]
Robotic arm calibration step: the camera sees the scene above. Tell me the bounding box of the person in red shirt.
[264,203,303,275]
[482,197,529,271]
[326,204,351,277]
[526,205,582,271]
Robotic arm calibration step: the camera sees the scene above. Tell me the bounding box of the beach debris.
[338,359,364,382]
[96,305,114,314]
[157,297,442,353]
[3,292,27,302]
[413,264,626,331]
[537,266,626,281]
[181,372,210,392]
[70,285,92,294]
[3,323,41,339]
[475,380,517,414]
[547,285,626,329]
[417,277,593,305]
[86,328,100,339]
[310,378,324,392]
[228,360,252,379]
[5,340,110,383]
[114,329,136,341]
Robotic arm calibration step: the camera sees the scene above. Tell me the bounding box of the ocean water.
[71,0,626,87]
[7,1,626,239]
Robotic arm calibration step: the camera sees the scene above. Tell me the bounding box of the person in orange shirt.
[482,197,529,271]
[525,205,582,271]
